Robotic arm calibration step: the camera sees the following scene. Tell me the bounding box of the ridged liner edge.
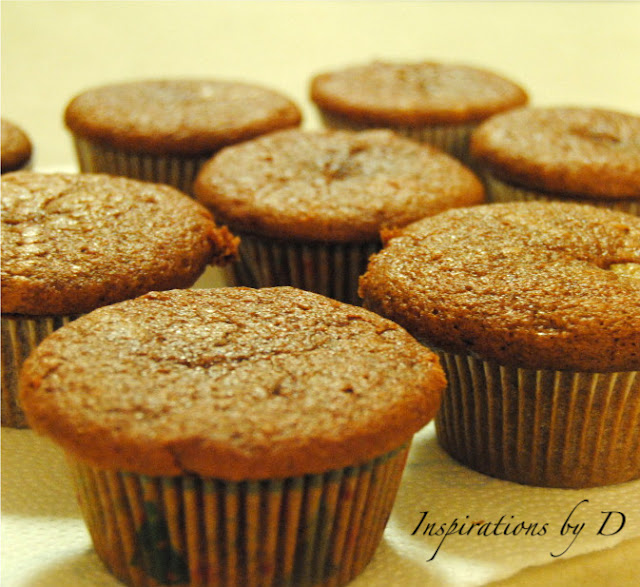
[69,444,410,587]
[435,351,640,488]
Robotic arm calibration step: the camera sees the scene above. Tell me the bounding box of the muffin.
[310,60,528,165]
[64,79,302,194]
[470,106,640,215]
[19,286,445,587]
[1,118,32,173]
[359,201,640,488]
[1,171,237,427]
[194,128,484,304]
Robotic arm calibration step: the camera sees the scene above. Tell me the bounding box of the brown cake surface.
[20,287,445,480]
[64,79,301,155]
[359,201,640,372]
[194,128,484,242]
[1,172,238,315]
[1,119,32,173]
[310,61,528,125]
[470,107,640,199]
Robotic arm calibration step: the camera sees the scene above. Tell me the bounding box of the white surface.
[3,2,640,586]
[3,424,640,587]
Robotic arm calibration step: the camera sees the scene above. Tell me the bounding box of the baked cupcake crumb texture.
[360,201,640,372]
[310,61,529,125]
[194,128,484,243]
[65,79,302,155]
[470,107,640,199]
[1,172,238,315]
[20,286,444,480]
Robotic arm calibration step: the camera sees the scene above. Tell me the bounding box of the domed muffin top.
[470,107,640,199]
[359,201,640,372]
[20,287,445,480]
[194,128,484,242]
[64,79,302,155]
[2,172,237,315]
[310,61,528,125]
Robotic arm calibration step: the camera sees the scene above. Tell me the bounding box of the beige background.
[2,1,640,169]
[2,2,640,586]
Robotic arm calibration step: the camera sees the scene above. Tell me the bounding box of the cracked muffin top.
[19,287,445,480]
[1,172,238,315]
[1,119,32,173]
[193,128,484,242]
[359,201,640,372]
[470,107,640,199]
[310,61,528,125]
[64,79,302,155]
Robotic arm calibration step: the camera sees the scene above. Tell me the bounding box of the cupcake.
[1,171,237,427]
[64,79,302,194]
[1,118,32,173]
[310,60,528,165]
[19,286,445,587]
[359,201,640,488]
[193,128,484,304]
[470,106,640,215]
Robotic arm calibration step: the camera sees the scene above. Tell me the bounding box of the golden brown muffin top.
[310,61,528,125]
[470,107,640,199]
[64,79,302,155]
[1,172,238,315]
[1,119,32,173]
[194,128,484,242]
[20,287,445,480]
[359,202,640,372]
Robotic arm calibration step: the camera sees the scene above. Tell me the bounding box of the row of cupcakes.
[4,60,639,210]
[6,62,637,314]
[3,59,640,480]
[2,60,639,587]
[2,170,449,586]
[2,60,501,430]
[2,65,482,585]
[7,196,639,587]
[1,164,448,587]
[60,61,528,190]
[313,58,640,492]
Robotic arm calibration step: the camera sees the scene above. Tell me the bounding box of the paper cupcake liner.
[69,444,410,587]
[483,172,640,216]
[72,137,211,196]
[1,314,79,428]
[317,111,479,167]
[434,351,640,488]
[228,234,380,306]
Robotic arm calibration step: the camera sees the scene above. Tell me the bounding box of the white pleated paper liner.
[482,172,640,216]
[72,137,211,196]
[227,233,381,306]
[1,314,79,428]
[434,351,640,488]
[69,444,410,587]
[316,111,479,168]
